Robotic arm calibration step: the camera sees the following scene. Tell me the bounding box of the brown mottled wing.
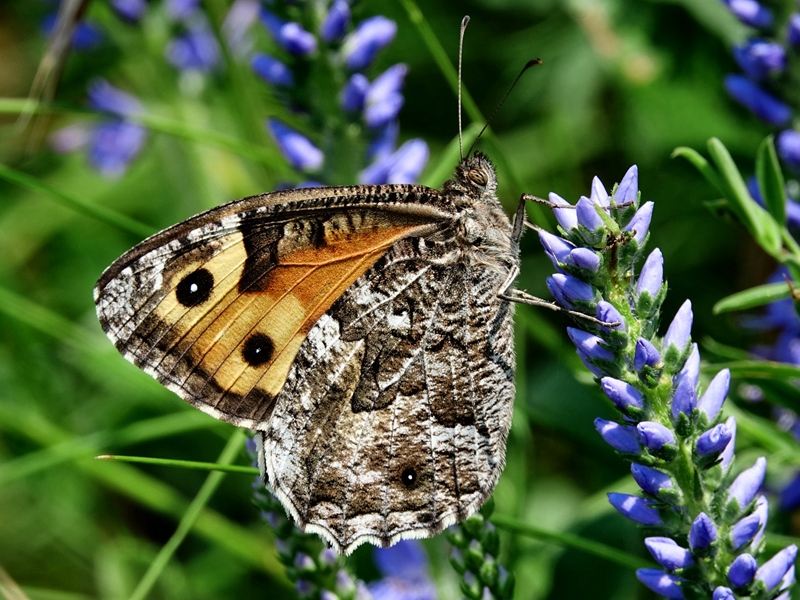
[94,186,447,428]
[260,231,516,554]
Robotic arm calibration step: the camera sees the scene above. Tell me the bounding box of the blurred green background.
[0,0,793,598]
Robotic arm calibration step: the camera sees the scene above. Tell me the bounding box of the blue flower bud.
[267,119,323,172]
[623,201,653,246]
[615,165,639,205]
[89,121,147,178]
[365,64,407,128]
[728,553,758,586]
[568,247,601,272]
[636,421,675,451]
[251,53,294,87]
[261,10,317,56]
[360,138,428,184]
[341,73,369,112]
[539,230,574,268]
[577,350,606,377]
[671,376,697,420]
[789,14,800,47]
[549,193,578,231]
[712,587,735,600]
[590,176,610,207]
[601,377,644,412]
[696,422,733,456]
[635,569,684,599]
[112,0,147,22]
[674,344,699,391]
[698,369,730,421]
[608,493,663,525]
[596,301,626,332]
[41,14,103,50]
[576,196,605,230]
[167,24,222,72]
[549,273,596,306]
[296,579,313,595]
[635,338,661,371]
[294,552,315,570]
[88,79,143,117]
[776,129,800,169]
[568,328,614,362]
[321,0,350,42]
[728,456,767,509]
[167,0,199,21]
[733,39,786,80]
[720,416,737,470]
[722,0,773,28]
[724,74,791,126]
[689,513,717,551]
[367,121,398,161]
[636,248,663,298]
[631,463,673,495]
[595,418,641,453]
[342,16,397,70]
[644,537,694,570]
[319,547,338,566]
[752,495,769,546]
[755,545,798,591]
[663,300,693,354]
[731,512,761,549]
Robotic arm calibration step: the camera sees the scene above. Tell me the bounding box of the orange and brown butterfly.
[94,150,528,554]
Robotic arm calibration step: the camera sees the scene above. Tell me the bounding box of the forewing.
[260,235,516,554]
[94,186,446,428]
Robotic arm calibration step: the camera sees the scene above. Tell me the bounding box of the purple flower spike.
[568,328,614,362]
[636,421,675,451]
[596,301,626,332]
[689,513,717,551]
[733,39,786,80]
[590,176,610,207]
[645,537,694,570]
[731,512,762,549]
[89,121,147,178]
[267,119,323,172]
[539,230,574,268]
[720,416,737,470]
[696,422,733,456]
[698,369,730,421]
[576,196,605,230]
[549,273,596,305]
[631,463,673,495]
[601,377,644,412]
[360,139,428,184]
[112,0,147,22]
[341,73,369,112]
[615,165,639,205]
[342,16,397,70]
[568,248,601,272]
[663,300,693,354]
[636,248,663,298]
[723,0,773,28]
[623,201,654,246]
[608,493,663,525]
[728,553,758,586]
[251,54,294,86]
[634,338,661,371]
[364,64,408,129]
[635,569,684,599]
[671,376,698,420]
[595,418,641,453]
[167,24,222,72]
[728,456,767,509]
[776,129,800,169]
[88,79,142,117]
[755,545,798,591]
[789,14,800,47]
[724,75,792,126]
[550,193,578,231]
[674,344,700,390]
[321,0,350,42]
[712,587,735,600]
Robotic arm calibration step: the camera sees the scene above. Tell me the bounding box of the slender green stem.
[97,454,259,475]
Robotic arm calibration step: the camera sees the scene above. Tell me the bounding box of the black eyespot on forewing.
[242,332,275,367]
[176,268,214,307]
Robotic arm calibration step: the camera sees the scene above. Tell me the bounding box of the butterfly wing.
[259,229,516,554]
[94,186,448,428]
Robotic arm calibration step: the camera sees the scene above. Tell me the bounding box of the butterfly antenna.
[458,15,470,162]
[466,57,542,158]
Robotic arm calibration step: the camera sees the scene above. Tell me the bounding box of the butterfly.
[94,150,531,554]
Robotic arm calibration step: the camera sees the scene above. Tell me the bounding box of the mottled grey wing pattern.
[260,232,516,553]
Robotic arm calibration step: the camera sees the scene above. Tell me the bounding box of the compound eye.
[468,168,489,186]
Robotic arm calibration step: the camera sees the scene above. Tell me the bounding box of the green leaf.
[672,146,725,194]
[712,281,793,314]
[755,135,787,226]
